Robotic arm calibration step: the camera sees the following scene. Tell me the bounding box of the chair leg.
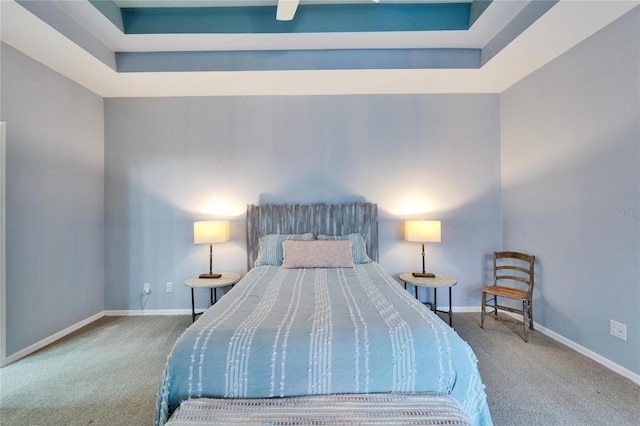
[528,300,534,330]
[480,292,486,328]
[523,300,529,343]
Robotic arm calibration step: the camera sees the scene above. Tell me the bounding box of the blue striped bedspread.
[154,263,492,426]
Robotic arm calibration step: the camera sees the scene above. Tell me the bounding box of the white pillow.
[282,240,354,269]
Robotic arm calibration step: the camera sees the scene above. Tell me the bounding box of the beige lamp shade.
[193,221,229,244]
[405,220,441,243]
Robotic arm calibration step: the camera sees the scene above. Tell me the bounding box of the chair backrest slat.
[496,251,533,262]
[495,265,530,275]
[493,251,535,296]
[496,275,531,284]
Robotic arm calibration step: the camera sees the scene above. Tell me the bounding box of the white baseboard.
[452,306,481,313]
[533,321,640,385]
[455,306,640,385]
[3,311,105,366]
[104,309,192,316]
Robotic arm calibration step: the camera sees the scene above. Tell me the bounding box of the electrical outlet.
[609,319,627,341]
[166,282,173,293]
[143,283,151,294]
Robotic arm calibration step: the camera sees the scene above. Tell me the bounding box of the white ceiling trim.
[58,0,526,52]
[1,0,638,98]
[475,0,640,92]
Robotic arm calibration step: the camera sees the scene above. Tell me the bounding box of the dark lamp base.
[199,273,222,279]
[413,272,436,278]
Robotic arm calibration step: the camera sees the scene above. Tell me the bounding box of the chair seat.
[482,285,527,300]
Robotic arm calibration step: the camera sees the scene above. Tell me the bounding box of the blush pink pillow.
[282,240,354,269]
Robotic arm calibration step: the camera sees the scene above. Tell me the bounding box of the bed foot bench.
[166,392,472,425]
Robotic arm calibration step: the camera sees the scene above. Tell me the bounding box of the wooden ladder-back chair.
[481,251,535,342]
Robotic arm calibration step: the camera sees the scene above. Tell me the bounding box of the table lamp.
[405,220,441,278]
[194,220,229,279]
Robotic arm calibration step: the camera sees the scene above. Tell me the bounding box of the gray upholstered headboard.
[246,202,378,269]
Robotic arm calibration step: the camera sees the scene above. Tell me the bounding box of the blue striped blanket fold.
[154,263,492,426]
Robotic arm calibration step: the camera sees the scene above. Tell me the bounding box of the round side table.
[399,272,457,327]
[185,272,241,322]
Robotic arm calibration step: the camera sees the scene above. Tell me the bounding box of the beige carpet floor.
[0,313,638,425]
[454,312,640,425]
[0,315,191,426]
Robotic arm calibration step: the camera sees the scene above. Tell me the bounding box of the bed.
[154,202,492,426]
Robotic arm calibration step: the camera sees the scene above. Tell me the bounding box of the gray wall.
[500,8,640,375]
[4,6,637,378]
[0,43,105,355]
[104,94,502,311]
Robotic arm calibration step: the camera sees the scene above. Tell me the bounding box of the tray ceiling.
[1,0,637,97]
